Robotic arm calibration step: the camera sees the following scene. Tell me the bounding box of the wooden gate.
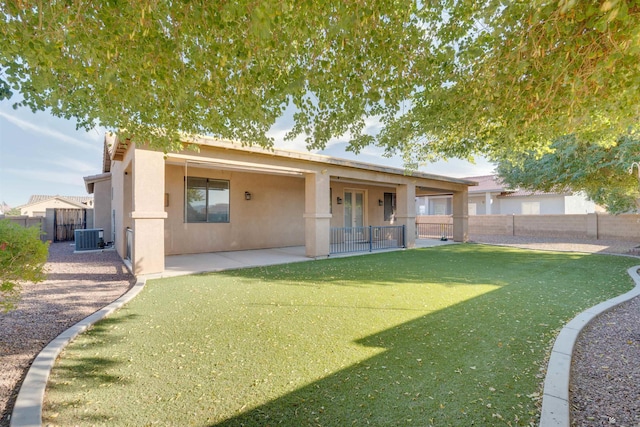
[53,209,86,242]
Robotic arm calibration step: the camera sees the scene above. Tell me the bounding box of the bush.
[0,219,49,311]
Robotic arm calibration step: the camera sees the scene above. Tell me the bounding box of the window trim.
[185,176,230,223]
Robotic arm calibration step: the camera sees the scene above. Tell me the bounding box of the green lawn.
[43,244,637,426]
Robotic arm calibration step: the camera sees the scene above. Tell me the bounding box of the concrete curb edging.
[9,277,148,427]
[539,266,640,427]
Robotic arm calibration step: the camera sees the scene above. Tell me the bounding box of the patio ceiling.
[165,153,310,177]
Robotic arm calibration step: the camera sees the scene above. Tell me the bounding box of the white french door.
[344,190,365,228]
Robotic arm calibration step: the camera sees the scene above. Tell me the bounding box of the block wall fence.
[4,213,639,243]
[416,214,640,241]
[1,208,94,242]
[0,215,47,241]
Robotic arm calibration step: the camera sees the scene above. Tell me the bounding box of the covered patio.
[88,134,476,276]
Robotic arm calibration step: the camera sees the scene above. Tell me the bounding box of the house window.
[522,201,540,215]
[384,192,396,222]
[185,177,230,223]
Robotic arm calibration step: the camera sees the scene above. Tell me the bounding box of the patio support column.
[452,189,469,242]
[485,192,492,215]
[396,183,416,248]
[131,149,167,275]
[303,171,331,258]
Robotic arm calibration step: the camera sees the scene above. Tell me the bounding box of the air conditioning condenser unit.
[74,228,104,251]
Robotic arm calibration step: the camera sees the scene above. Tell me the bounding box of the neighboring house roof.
[20,195,93,210]
[465,175,505,193]
[84,172,112,194]
[464,175,567,197]
[497,189,569,198]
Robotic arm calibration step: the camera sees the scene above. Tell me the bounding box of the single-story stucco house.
[84,134,475,276]
[417,175,601,215]
[17,195,94,217]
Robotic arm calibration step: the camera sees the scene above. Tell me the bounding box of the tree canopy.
[1,1,639,163]
[496,135,640,214]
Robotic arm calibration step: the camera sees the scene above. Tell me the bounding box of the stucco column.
[396,183,416,248]
[303,171,331,258]
[131,149,168,275]
[485,192,492,215]
[452,189,469,242]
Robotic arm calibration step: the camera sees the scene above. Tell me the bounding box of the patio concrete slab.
[162,246,310,277]
[160,239,456,278]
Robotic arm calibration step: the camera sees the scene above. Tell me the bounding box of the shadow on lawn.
[44,246,636,426]
[206,247,633,426]
[46,315,139,391]
[213,244,591,294]
[43,315,140,426]
[209,286,554,426]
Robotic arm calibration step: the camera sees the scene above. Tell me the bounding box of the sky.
[0,100,496,209]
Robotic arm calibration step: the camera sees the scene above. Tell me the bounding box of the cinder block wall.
[514,214,587,238]
[469,215,514,235]
[416,214,640,241]
[597,214,640,240]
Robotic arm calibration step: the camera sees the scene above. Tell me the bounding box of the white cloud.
[3,167,89,187]
[268,128,309,152]
[0,111,101,152]
[424,157,496,178]
[46,157,100,174]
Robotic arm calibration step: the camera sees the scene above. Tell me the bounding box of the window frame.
[185,176,230,223]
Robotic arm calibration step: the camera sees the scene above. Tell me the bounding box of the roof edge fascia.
[183,136,478,187]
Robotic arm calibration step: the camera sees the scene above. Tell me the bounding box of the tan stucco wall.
[92,178,112,242]
[109,149,132,259]
[164,165,418,255]
[164,164,307,255]
[131,149,166,275]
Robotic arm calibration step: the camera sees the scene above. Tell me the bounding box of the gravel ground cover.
[0,236,638,426]
[570,296,640,427]
[469,234,640,256]
[0,242,134,427]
